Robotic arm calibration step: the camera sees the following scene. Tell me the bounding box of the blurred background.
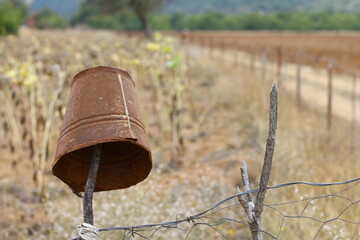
[1,0,360,34]
[0,0,360,239]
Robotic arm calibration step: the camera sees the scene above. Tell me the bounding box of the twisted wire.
[70,177,360,240]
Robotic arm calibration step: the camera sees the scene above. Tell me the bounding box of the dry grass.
[0,29,359,239]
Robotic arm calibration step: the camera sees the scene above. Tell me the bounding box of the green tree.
[128,0,154,37]
[75,0,173,37]
[0,1,23,35]
[34,8,68,29]
[8,0,27,17]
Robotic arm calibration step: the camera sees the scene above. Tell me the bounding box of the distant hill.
[28,0,360,19]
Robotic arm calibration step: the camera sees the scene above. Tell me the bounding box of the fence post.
[251,45,256,72]
[220,39,225,51]
[351,73,357,154]
[210,38,214,57]
[237,82,278,240]
[276,47,282,86]
[248,44,255,72]
[207,38,211,57]
[296,50,302,109]
[186,34,191,45]
[200,36,206,55]
[261,51,267,81]
[327,58,333,129]
[233,41,239,66]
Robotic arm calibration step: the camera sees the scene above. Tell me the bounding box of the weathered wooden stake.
[327,58,333,129]
[296,51,302,109]
[83,144,102,225]
[351,74,357,154]
[207,38,212,58]
[249,44,256,72]
[237,81,278,240]
[261,52,267,81]
[200,37,206,55]
[221,39,225,51]
[233,42,239,67]
[276,47,283,86]
[210,38,215,57]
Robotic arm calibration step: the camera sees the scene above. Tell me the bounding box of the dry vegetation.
[0,28,359,239]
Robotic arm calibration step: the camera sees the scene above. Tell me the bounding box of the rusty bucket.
[52,66,152,193]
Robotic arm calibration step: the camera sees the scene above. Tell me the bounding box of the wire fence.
[170,32,359,155]
[1,30,358,240]
[72,177,360,240]
[180,33,358,112]
[70,32,360,240]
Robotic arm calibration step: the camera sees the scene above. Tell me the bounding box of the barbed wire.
[71,176,360,240]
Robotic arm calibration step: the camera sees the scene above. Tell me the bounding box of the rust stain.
[52,66,152,193]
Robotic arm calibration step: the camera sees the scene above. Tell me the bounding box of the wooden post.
[351,74,357,154]
[261,51,267,81]
[254,81,278,228]
[210,38,215,58]
[188,35,193,45]
[251,46,256,72]
[248,44,255,72]
[221,39,225,51]
[327,58,333,130]
[276,47,282,86]
[207,38,211,58]
[200,36,205,55]
[296,50,302,109]
[237,82,278,240]
[83,144,102,225]
[233,41,239,67]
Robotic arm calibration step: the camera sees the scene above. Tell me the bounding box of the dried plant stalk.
[37,65,65,196]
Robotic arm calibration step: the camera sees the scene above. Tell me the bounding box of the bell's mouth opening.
[52,141,152,193]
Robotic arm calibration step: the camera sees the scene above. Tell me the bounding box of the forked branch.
[237,81,278,240]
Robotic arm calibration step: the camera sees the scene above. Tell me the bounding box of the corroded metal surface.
[52,66,152,192]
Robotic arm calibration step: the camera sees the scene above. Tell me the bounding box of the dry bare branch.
[83,144,102,225]
[254,81,278,219]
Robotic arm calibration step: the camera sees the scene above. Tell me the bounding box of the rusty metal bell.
[52,66,152,193]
